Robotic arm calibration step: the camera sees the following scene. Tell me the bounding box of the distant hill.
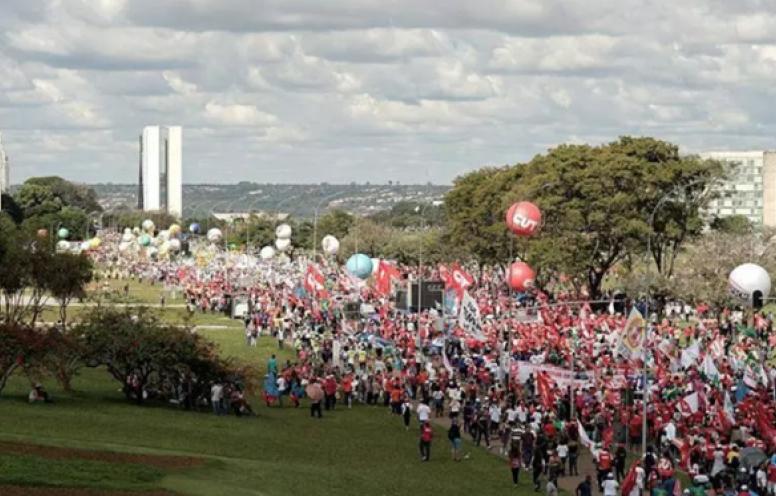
[91,183,450,219]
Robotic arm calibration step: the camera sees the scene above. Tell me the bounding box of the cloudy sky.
[2,0,776,185]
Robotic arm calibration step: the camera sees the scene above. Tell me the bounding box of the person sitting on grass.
[28,383,52,403]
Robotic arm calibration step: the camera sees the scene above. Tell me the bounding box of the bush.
[78,306,257,406]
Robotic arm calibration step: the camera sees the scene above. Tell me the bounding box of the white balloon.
[123,228,132,235]
[132,227,141,235]
[729,263,771,305]
[79,241,91,252]
[275,237,291,252]
[207,228,223,243]
[168,239,181,252]
[275,223,292,240]
[56,240,70,252]
[121,232,135,243]
[321,235,340,255]
[141,219,155,233]
[260,246,276,260]
[158,230,170,242]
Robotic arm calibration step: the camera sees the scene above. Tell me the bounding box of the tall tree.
[444,137,722,298]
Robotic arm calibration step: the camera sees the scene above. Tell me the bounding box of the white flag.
[702,354,720,381]
[458,290,485,340]
[681,341,700,369]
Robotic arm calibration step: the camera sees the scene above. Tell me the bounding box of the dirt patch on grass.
[0,441,204,470]
[0,487,177,495]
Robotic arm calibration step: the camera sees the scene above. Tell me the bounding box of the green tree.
[19,176,102,214]
[710,215,753,235]
[444,137,722,298]
[46,253,93,327]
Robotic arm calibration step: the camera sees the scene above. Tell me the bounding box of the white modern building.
[138,126,182,217]
[0,132,9,211]
[700,150,776,227]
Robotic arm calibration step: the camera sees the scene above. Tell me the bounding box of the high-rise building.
[700,150,776,227]
[138,126,182,217]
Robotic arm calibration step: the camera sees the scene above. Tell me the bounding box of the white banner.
[514,360,592,390]
[458,290,485,340]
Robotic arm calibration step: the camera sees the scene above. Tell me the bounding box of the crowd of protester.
[91,234,776,495]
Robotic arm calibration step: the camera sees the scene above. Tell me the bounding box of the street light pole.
[642,177,710,454]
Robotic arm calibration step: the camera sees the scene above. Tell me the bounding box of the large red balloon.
[506,201,542,236]
[508,262,536,291]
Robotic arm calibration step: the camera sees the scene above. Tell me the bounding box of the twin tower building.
[138,126,183,218]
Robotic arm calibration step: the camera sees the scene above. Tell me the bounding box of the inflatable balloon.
[169,224,181,237]
[57,228,69,239]
[56,240,70,252]
[141,219,155,233]
[138,234,152,247]
[508,261,536,291]
[89,237,101,249]
[121,232,135,243]
[321,235,339,255]
[132,227,141,235]
[207,228,223,243]
[277,253,291,264]
[275,237,291,252]
[189,223,201,234]
[168,239,181,252]
[275,224,292,240]
[36,229,48,238]
[158,230,170,242]
[729,263,771,306]
[79,241,91,252]
[506,201,542,236]
[124,228,132,235]
[260,246,276,260]
[346,253,373,279]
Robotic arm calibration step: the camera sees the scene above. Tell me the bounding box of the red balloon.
[506,201,542,236]
[508,262,536,291]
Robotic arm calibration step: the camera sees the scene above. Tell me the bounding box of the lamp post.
[312,190,344,260]
[642,177,711,454]
[416,202,430,315]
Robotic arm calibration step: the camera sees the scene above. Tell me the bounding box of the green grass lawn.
[0,327,526,496]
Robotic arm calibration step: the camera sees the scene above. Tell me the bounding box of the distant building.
[138,126,182,217]
[700,150,776,227]
[0,132,9,211]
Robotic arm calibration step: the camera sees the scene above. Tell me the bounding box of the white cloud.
[1,0,776,184]
[204,102,277,127]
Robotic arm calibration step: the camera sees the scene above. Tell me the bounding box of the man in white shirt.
[417,401,431,424]
[602,473,619,496]
[211,383,223,415]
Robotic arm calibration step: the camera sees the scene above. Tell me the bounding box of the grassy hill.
[0,309,529,495]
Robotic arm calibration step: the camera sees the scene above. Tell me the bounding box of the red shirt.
[598,451,612,470]
[421,425,433,442]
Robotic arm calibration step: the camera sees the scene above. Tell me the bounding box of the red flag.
[621,461,640,496]
[375,261,401,296]
[304,264,327,298]
[450,262,474,298]
[536,371,555,410]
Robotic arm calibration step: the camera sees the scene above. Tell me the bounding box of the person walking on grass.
[419,421,433,462]
[448,418,462,462]
[509,446,522,486]
[401,397,412,430]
